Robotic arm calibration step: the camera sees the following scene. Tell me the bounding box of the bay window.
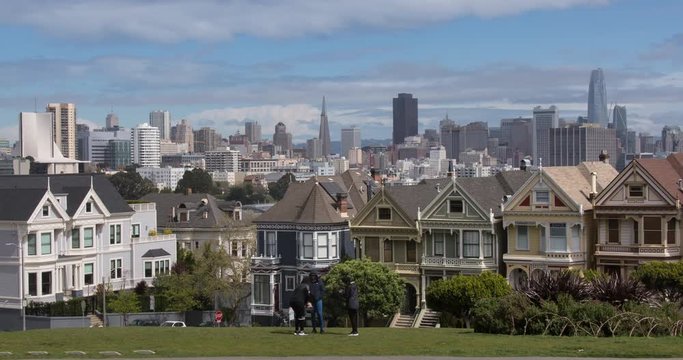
[463,231,479,258]
[302,233,314,259]
[40,233,52,255]
[253,274,271,305]
[265,232,277,257]
[317,233,328,259]
[548,223,567,251]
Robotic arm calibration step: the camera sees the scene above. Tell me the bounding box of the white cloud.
[0,0,609,42]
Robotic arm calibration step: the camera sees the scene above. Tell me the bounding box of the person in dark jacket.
[309,273,325,333]
[289,278,312,336]
[343,275,359,336]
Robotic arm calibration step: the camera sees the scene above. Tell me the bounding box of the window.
[432,231,445,256]
[110,259,122,279]
[41,271,52,295]
[241,243,248,257]
[85,201,93,213]
[28,273,37,296]
[144,262,152,277]
[253,274,271,305]
[27,234,37,256]
[516,226,529,250]
[84,228,94,248]
[406,240,417,263]
[302,233,314,259]
[330,233,338,259]
[643,217,661,245]
[383,240,393,262]
[109,224,121,244]
[628,185,644,198]
[633,220,639,244]
[42,205,49,217]
[265,232,276,257]
[155,259,170,275]
[449,200,464,213]
[72,229,80,249]
[232,242,239,257]
[608,219,619,244]
[571,225,581,252]
[84,263,94,285]
[285,276,295,291]
[40,233,52,255]
[378,207,391,220]
[548,224,567,252]
[483,233,493,258]
[317,233,328,259]
[667,219,676,245]
[131,224,140,238]
[534,190,550,204]
[463,231,480,258]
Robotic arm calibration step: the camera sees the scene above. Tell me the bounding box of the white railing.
[136,234,176,243]
[596,244,680,257]
[130,203,156,212]
[384,263,420,274]
[251,304,274,315]
[421,256,495,267]
[252,256,280,266]
[297,258,339,268]
[545,252,584,259]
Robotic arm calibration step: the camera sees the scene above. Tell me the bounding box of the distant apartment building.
[171,119,194,153]
[84,128,131,169]
[149,110,171,140]
[547,124,617,167]
[159,140,189,156]
[239,159,278,174]
[105,112,119,130]
[272,122,292,155]
[306,138,322,160]
[205,148,240,173]
[161,153,205,168]
[194,127,220,153]
[46,103,77,159]
[131,123,161,168]
[532,106,559,165]
[137,166,187,191]
[245,121,262,144]
[341,127,361,160]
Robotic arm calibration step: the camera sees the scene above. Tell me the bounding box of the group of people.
[289,273,359,336]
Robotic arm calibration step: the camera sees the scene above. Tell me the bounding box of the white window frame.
[253,274,271,305]
[42,205,50,217]
[144,261,153,278]
[463,231,480,258]
[377,207,392,220]
[110,258,123,279]
[285,275,296,291]
[85,201,93,213]
[448,199,464,213]
[330,232,338,259]
[83,227,94,248]
[27,234,37,256]
[317,233,328,259]
[432,231,445,257]
[265,231,277,257]
[40,232,52,255]
[516,226,529,250]
[84,263,94,285]
[109,224,122,245]
[41,271,52,295]
[302,233,314,259]
[548,223,567,252]
[131,224,140,238]
[534,190,550,204]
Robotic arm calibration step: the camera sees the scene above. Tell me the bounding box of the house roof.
[141,248,171,258]
[0,174,132,221]
[384,179,443,221]
[541,161,618,210]
[635,153,683,201]
[255,170,370,225]
[140,192,232,228]
[458,170,534,217]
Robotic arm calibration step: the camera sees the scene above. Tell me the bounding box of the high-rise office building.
[46,102,77,159]
[440,116,460,160]
[613,105,627,149]
[500,117,532,161]
[106,112,119,130]
[532,105,559,164]
[392,93,418,145]
[587,68,609,127]
[149,110,171,140]
[76,124,90,161]
[273,122,292,155]
[461,121,489,151]
[172,119,194,153]
[245,121,262,144]
[547,124,617,167]
[306,138,322,160]
[341,127,361,160]
[661,125,681,153]
[319,97,331,157]
[131,123,161,168]
[194,127,218,153]
[85,128,131,168]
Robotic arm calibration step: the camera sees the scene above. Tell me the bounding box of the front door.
[401,283,417,314]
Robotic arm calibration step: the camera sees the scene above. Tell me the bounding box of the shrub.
[522,270,590,305]
[590,275,652,308]
[472,292,532,334]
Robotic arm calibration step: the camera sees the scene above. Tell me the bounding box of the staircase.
[89,314,103,328]
[417,309,441,328]
[390,313,416,328]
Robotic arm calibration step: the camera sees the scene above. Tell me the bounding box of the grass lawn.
[1,327,682,358]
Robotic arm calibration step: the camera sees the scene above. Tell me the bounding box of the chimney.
[599,150,609,164]
[590,171,597,200]
[185,187,192,195]
[336,193,348,215]
[436,183,441,193]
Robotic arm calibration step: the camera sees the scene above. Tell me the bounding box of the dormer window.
[449,200,464,213]
[534,191,550,204]
[377,207,391,220]
[85,201,93,213]
[628,185,644,198]
[42,205,49,217]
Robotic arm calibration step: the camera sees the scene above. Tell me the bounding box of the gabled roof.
[541,161,618,210]
[142,248,171,258]
[0,174,132,221]
[635,153,683,201]
[384,179,442,221]
[140,193,231,228]
[458,171,534,217]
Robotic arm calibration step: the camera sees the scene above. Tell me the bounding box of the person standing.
[289,278,312,336]
[343,275,359,336]
[309,273,325,334]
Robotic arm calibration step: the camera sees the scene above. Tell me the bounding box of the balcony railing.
[296,258,339,268]
[421,256,496,267]
[136,234,176,243]
[596,244,680,257]
[383,263,420,274]
[252,255,280,266]
[251,303,274,315]
[130,202,156,212]
[545,252,585,260]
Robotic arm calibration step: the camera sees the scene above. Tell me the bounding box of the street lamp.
[5,241,25,331]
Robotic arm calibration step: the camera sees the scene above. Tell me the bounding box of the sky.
[0,0,682,144]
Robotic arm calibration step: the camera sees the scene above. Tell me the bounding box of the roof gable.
[27,192,70,223]
[421,178,491,222]
[72,189,111,219]
[350,187,415,229]
[596,160,677,207]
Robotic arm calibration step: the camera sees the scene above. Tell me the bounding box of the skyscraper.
[273,122,292,155]
[547,124,617,167]
[661,125,681,153]
[393,93,418,145]
[532,105,559,164]
[131,123,161,167]
[306,138,321,160]
[341,127,361,159]
[149,110,171,140]
[46,102,77,159]
[319,97,331,157]
[106,112,119,130]
[245,121,262,144]
[194,127,218,153]
[172,119,194,153]
[587,68,609,127]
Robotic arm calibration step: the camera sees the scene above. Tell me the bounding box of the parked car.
[131,319,160,326]
[160,321,186,327]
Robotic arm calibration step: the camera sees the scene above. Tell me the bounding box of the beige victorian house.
[503,162,617,288]
[593,153,682,278]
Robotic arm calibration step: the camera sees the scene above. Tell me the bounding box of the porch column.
[458,229,463,259]
[478,230,483,260]
[637,216,644,246]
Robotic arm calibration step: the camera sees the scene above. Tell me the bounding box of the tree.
[108,290,141,326]
[268,173,295,201]
[108,171,157,200]
[324,258,404,326]
[175,168,218,194]
[632,261,683,301]
[426,272,510,328]
[153,273,199,312]
[225,182,273,204]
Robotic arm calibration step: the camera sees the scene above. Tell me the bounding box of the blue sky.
[1,0,682,143]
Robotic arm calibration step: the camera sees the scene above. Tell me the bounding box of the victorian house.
[502,162,617,287]
[0,174,176,330]
[593,153,682,278]
[250,170,368,325]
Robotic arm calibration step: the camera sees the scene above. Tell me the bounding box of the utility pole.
[102,276,107,327]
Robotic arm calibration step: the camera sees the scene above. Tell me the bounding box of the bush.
[472,292,532,334]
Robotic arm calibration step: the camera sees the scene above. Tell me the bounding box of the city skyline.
[1,1,682,143]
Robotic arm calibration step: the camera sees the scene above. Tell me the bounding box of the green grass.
[1,327,682,358]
